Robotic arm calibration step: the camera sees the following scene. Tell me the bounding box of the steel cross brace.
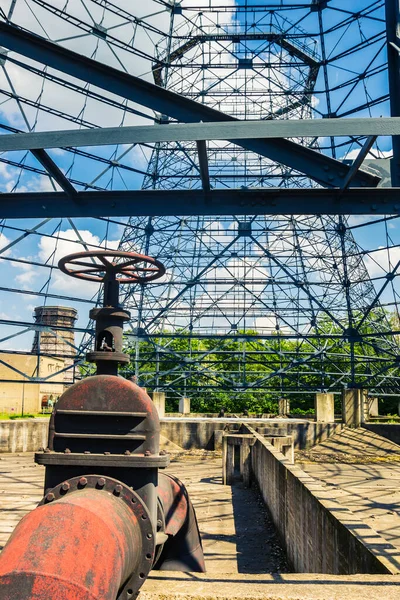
[0,21,378,189]
[0,188,399,218]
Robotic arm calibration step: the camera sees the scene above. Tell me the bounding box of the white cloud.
[36,228,119,298]
[364,246,400,278]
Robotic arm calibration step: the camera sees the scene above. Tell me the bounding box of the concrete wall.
[0,419,48,453]
[160,418,343,451]
[0,417,342,454]
[362,424,400,446]
[247,426,400,575]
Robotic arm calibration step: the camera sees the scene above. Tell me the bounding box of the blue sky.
[0,0,398,358]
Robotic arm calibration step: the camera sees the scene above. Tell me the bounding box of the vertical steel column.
[386,0,400,186]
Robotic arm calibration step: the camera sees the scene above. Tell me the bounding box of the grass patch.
[0,412,51,420]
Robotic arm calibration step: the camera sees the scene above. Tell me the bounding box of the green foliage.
[120,310,400,414]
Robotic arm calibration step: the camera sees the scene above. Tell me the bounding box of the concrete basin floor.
[0,452,288,574]
[1,452,400,599]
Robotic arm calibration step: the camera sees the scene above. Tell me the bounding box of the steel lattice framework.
[0,1,400,408]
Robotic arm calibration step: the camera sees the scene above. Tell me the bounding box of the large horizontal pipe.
[0,488,145,599]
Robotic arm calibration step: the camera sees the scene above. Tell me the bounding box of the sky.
[0,0,398,362]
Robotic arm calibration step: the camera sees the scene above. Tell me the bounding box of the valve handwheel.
[58,250,165,283]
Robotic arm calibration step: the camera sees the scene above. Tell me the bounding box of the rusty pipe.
[0,485,153,600]
[156,473,206,573]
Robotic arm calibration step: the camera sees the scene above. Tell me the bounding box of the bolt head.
[64,448,71,454]
[79,477,88,487]
[61,482,70,491]
[104,451,110,455]
[97,478,106,488]
[44,448,51,453]
[46,493,55,502]
[114,484,123,495]
[124,450,131,455]
[84,451,91,454]
[144,450,151,457]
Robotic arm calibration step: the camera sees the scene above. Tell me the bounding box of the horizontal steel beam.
[0,118,399,152]
[0,188,399,218]
[0,21,379,188]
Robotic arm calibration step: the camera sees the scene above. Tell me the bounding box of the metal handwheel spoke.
[59,250,165,283]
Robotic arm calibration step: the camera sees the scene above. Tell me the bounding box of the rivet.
[144,450,151,457]
[64,448,71,454]
[84,451,91,454]
[44,448,51,453]
[114,484,123,495]
[79,477,88,487]
[104,451,110,455]
[146,533,153,539]
[124,450,131,455]
[61,482,70,491]
[97,478,106,488]
[159,450,166,456]
[46,493,55,502]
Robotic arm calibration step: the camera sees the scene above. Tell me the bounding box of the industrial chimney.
[32,306,78,384]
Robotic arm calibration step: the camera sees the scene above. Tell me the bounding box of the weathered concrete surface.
[244,424,400,575]
[296,428,400,567]
[0,453,43,548]
[0,417,343,453]
[315,393,335,423]
[342,389,362,427]
[1,453,400,599]
[363,424,400,447]
[0,452,287,575]
[0,419,48,454]
[295,427,400,464]
[140,572,400,600]
[300,462,400,556]
[160,418,343,451]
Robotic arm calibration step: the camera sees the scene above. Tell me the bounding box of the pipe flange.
[40,474,155,599]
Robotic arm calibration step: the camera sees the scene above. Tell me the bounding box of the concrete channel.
[1,418,400,599]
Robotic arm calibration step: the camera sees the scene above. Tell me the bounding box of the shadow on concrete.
[230,480,290,574]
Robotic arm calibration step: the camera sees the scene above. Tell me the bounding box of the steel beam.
[0,188,399,218]
[196,140,210,192]
[0,21,378,188]
[31,148,77,197]
[386,0,400,186]
[340,136,377,192]
[0,118,399,153]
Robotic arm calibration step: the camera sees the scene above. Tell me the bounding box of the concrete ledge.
[160,418,343,451]
[0,419,48,453]
[139,572,400,600]
[363,424,400,447]
[244,425,400,575]
[0,417,342,454]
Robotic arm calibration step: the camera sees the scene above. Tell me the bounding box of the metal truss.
[0,1,399,408]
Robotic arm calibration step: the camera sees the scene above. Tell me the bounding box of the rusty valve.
[0,250,205,600]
